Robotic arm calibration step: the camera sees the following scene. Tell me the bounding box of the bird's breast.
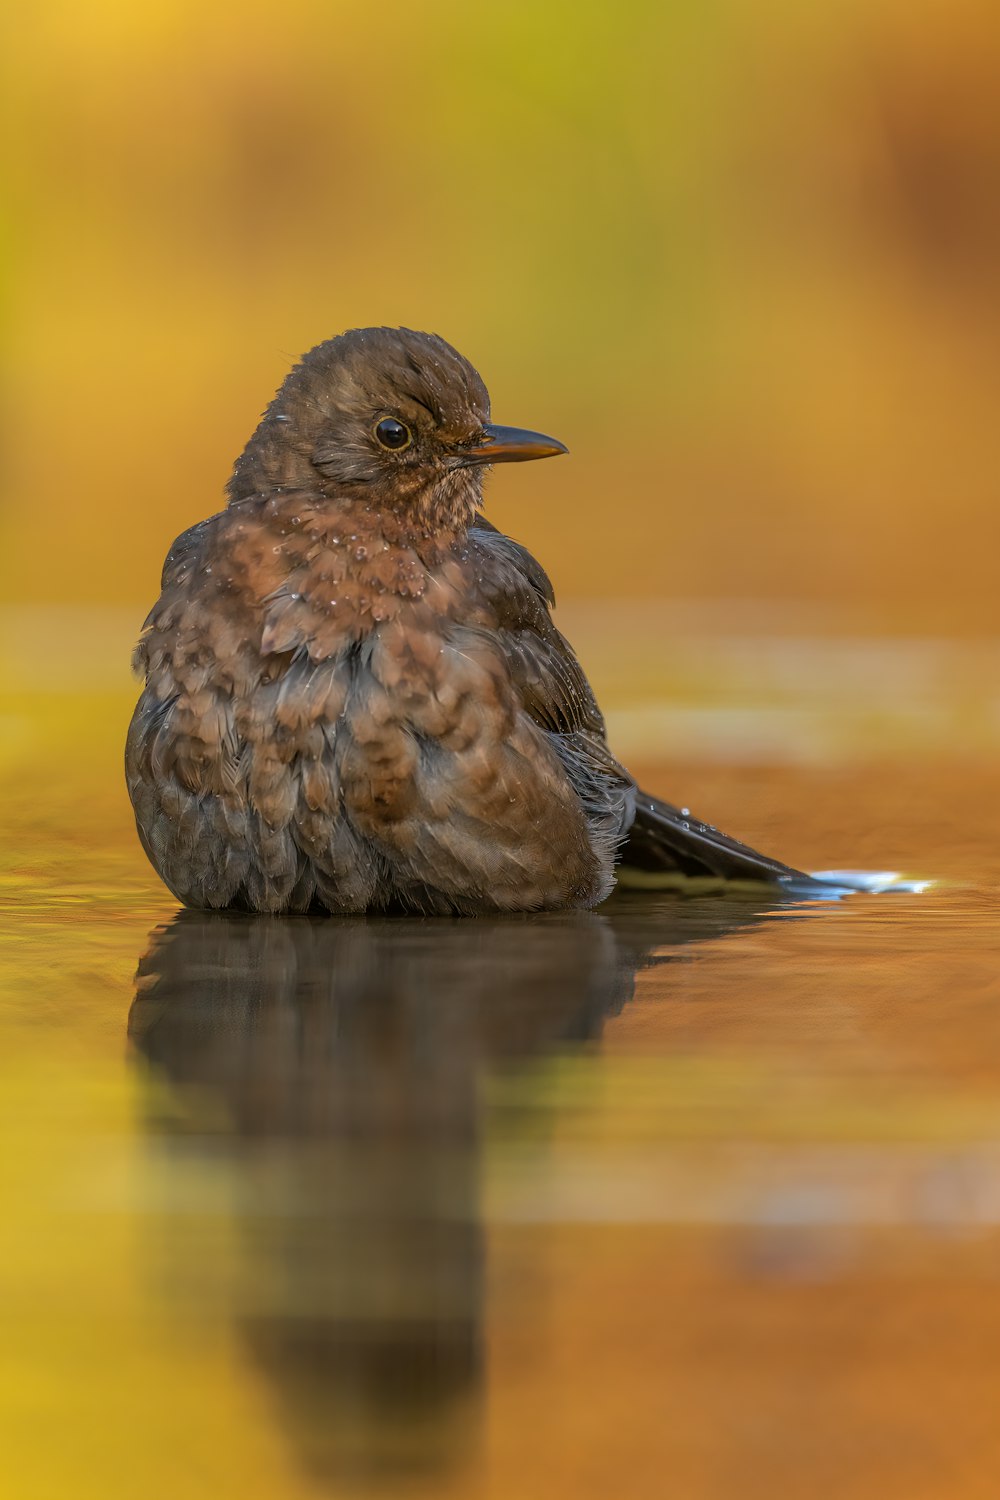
[335,612,516,832]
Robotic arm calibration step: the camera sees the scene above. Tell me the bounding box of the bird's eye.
[373,417,412,451]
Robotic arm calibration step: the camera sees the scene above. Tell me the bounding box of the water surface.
[2,687,999,1500]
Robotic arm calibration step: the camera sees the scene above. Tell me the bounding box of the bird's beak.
[457,423,568,466]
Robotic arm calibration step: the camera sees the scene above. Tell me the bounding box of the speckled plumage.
[127,327,803,914]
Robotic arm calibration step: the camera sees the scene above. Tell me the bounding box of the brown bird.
[126,326,811,915]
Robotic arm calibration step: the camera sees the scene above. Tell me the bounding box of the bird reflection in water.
[128,895,799,1486]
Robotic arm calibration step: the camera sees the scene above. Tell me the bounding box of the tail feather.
[617,790,805,891]
[617,791,930,898]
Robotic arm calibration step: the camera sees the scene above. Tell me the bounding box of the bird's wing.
[466,522,809,889]
[466,522,608,740]
[466,523,634,864]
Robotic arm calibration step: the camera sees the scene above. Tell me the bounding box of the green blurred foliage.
[1,0,999,627]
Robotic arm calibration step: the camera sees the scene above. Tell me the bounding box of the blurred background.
[3,4,1000,1499]
[4,0,1000,771]
[3,0,1000,627]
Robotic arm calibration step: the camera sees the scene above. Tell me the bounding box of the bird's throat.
[226,489,473,656]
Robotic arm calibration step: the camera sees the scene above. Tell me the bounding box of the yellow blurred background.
[3,0,1000,632]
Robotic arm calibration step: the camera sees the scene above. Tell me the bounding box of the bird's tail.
[618,790,928,898]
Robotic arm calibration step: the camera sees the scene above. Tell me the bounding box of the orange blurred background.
[3,0,999,633]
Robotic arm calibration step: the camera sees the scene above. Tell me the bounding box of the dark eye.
[373,417,412,451]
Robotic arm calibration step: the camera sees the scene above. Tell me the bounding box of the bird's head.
[227,327,567,533]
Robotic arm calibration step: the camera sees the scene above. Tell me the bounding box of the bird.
[126,325,814,916]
